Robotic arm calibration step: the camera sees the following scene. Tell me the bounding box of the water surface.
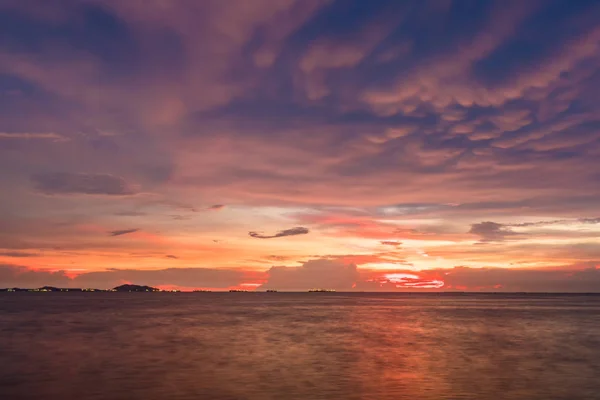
[1,293,600,399]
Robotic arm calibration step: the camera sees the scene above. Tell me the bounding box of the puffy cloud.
[469,222,518,242]
[249,227,309,239]
[31,173,135,196]
[262,259,359,291]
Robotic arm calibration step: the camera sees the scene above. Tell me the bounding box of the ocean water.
[1,293,600,400]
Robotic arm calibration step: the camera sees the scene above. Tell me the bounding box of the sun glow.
[382,273,445,289]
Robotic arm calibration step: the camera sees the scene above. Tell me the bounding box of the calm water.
[1,293,600,400]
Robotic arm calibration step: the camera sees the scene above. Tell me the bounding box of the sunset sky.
[1,0,600,291]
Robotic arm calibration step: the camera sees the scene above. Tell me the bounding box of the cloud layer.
[1,0,599,289]
[2,261,600,292]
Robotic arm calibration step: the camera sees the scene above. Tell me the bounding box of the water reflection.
[1,293,599,399]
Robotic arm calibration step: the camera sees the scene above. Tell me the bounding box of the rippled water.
[1,293,600,400]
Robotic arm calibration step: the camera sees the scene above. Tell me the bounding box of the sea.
[1,293,599,400]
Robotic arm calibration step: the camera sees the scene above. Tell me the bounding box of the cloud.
[31,173,136,196]
[0,264,263,290]
[108,228,139,237]
[261,259,359,291]
[265,255,292,262]
[0,251,39,258]
[114,211,148,217]
[0,132,67,140]
[439,264,600,292]
[2,262,600,292]
[510,218,600,227]
[72,267,264,290]
[1,1,600,278]
[380,241,402,247]
[207,204,225,211]
[0,264,71,288]
[469,221,518,242]
[248,227,309,239]
[165,255,178,259]
[469,217,600,242]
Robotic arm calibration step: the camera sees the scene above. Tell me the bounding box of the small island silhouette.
[0,284,165,292]
[0,285,317,293]
[113,284,160,292]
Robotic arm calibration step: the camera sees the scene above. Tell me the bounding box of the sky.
[1,0,600,291]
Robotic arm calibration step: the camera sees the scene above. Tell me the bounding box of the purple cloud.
[32,173,135,196]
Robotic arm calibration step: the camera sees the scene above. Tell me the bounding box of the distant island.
[113,284,160,292]
[0,285,289,293]
[0,284,166,293]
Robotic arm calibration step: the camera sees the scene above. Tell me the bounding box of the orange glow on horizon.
[380,272,445,289]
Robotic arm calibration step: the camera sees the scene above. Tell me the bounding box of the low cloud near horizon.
[2,261,599,292]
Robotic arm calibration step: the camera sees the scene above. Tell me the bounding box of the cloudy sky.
[1,0,599,291]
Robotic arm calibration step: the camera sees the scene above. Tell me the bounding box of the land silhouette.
[0,284,162,292]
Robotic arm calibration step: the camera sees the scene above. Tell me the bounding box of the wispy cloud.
[0,132,68,140]
[0,251,39,258]
[31,173,136,196]
[249,227,309,239]
[108,229,139,237]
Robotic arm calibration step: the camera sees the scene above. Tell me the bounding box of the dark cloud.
[114,211,147,217]
[2,262,600,292]
[439,264,600,292]
[31,173,135,196]
[0,251,39,258]
[108,228,139,237]
[261,259,359,291]
[0,264,70,288]
[469,221,517,242]
[470,218,600,242]
[165,255,178,259]
[249,227,309,239]
[380,241,402,247]
[72,267,260,290]
[0,265,260,290]
[207,204,225,211]
[510,218,600,227]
